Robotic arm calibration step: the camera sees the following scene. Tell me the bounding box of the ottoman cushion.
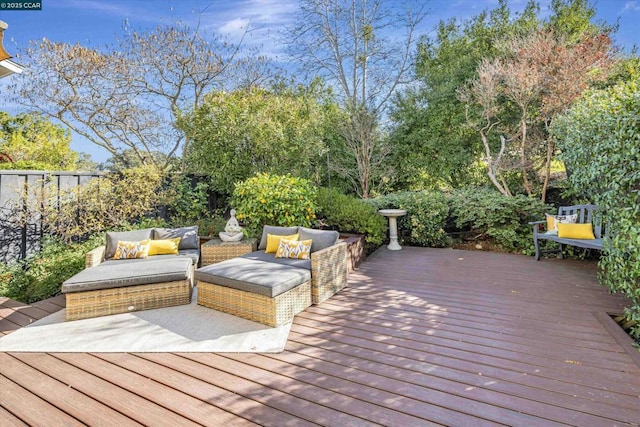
[62,258,192,293]
[195,258,311,298]
[241,250,311,270]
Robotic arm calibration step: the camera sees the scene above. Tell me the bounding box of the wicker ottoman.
[62,258,193,321]
[195,257,312,327]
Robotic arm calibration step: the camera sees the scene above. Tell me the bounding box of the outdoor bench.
[530,204,603,261]
[62,226,199,320]
[195,225,348,327]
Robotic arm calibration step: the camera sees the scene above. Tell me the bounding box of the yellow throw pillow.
[148,238,181,256]
[265,233,299,253]
[113,239,151,259]
[275,239,312,260]
[557,223,595,240]
[545,213,578,232]
[545,213,556,231]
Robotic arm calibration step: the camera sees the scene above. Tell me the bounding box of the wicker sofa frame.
[64,232,197,321]
[197,240,348,327]
[198,280,312,327]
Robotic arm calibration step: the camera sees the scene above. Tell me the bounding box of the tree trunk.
[520,112,532,196]
[541,138,555,203]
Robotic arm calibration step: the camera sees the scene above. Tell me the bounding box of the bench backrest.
[557,204,602,239]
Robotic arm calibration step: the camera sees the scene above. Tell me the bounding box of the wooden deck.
[1,247,639,426]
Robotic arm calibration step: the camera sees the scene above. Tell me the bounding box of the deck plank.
[55,352,255,426]
[0,373,85,426]
[183,352,452,426]
[94,352,315,427]
[139,352,377,426]
[0,354,141,426]
[10,352,200,426]
[0,404,28,427]
[1,247,639,426]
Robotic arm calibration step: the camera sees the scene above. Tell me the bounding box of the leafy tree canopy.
[389,0,612,192]
[0,111,80,171]
[178,82,335,194]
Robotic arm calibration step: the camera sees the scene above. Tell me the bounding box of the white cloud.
[219,17,251,37]
[623,1,640,12]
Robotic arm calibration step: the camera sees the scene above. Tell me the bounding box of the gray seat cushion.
[258,225,299,250]
[195,258,311,298]
[241,250,311,270]
[153,226,199,250]
[105,228,154,259]
[62,258,192,293]
[298,227,340,253]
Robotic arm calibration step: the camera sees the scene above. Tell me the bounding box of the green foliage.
[15,165,165,242]
[551,74,640,338]
[369,191,450,247]
[0,111,80,170]
[231,173,318,236]
[389,1,540,190]
[0,160,53,170]
[164,174,210,227]
[389,0,611,192]
[316,187,386,250]
[179,84,331,194]
[448,188,548,253]
[0,234,103,303]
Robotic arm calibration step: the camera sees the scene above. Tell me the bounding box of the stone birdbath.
[378,209,407,250]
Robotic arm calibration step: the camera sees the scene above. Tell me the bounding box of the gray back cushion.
[105,228,153,259]
[298,227,340,253]
[153,226,199,250]
[258,225,299,250]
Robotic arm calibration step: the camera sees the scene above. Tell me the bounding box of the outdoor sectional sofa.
[196,225,348,327]
[61,226,199,321]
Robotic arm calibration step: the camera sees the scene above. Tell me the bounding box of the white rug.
[0,289,291,353]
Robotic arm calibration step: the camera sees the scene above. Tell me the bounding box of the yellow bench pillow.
[557,223,595,240]
[265,233,299,253]
[148,237,181,256]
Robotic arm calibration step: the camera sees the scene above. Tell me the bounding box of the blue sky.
[1,0,639,163]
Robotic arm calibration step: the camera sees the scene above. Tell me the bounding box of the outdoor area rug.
[0,288,291,353]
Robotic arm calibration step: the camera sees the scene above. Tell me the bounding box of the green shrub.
[230,173,318,236]
[316,187,386,251]
[13,165,165,243]
[552,75,640,339]
[448,188,547,253]
[164,174,210,227]
[0,234,103,303]
[369,191,450,247]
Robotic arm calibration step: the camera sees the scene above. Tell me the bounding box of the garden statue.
[219,209,244,242]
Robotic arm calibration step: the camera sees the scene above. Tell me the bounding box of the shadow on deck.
[1,247,639,425]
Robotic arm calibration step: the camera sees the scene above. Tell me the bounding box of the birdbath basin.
[378,209,407,250]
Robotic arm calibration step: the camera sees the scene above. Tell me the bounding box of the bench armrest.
[529,220,546,237]
[311,241,348,305]
[86,245,106,268]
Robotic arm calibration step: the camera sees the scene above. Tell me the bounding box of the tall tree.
[8,24,272,170]
[390,0,613,195]
[459,28,616,200]
[286,0,425,198]
[178,84,331,194]
[0,111,80,170]
[389,0,539,190]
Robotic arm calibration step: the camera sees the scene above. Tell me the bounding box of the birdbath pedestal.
[378,209,407,251]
